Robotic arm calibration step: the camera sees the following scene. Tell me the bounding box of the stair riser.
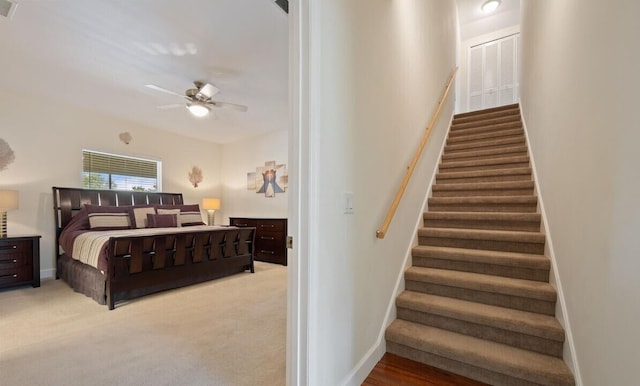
[445,134,525,149]
[386,342,550,386]
[436,174,532,184]
[449,122,522,138]
[397,308,563,357]
[454,103,520,119]
[439,162,530,173]
[453,110,520,125]
[432,188,534,197]
[412,256,549,282]
[428,203,538,213]
[442,148,528,162]
[444,138,526,153]
[418,236,545,254]
[447,129,524,145]
[451,119,522,133]
[441,155,530,168]
[405,280,556,315]
[423,218,540,232]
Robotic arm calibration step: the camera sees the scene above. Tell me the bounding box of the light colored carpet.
[0,262,286,386]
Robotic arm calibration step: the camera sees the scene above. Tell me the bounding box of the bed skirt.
[57,254,107,305]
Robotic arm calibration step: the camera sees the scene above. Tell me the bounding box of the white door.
[468,33,520,111]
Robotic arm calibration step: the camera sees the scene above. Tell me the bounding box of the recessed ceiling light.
[481,0,501,13]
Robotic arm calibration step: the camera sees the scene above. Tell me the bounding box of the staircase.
[385,104,575,386]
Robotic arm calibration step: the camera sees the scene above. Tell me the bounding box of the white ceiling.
[0,1,517,144]
[456,0,520,41]
[0,0,289,144]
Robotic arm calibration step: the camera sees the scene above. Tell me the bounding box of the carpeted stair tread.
[451,117,522,132]
[418,227,545,243]
[440,155,530,170]
[432,180,534,196]
[405,267,556,301]
[427,195,538,213]
[397,291,565,342]
[444,136,526,153]
[412,245,550,270]
[418,227,545,254]
[448,128,523,144]
[449,121,523,137]
[423,211,541,232]
[386,320,574,386]
[441,145,528,161]
[437,167,532,181]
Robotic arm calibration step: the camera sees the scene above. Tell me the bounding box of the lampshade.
[0,190,18,210]
[202,198,221,210]
[187,102,210,117]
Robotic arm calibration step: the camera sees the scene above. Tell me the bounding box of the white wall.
[520,1,640,385]
[220,129,288,223]
[299,1,458,384]
[0,90,222,277]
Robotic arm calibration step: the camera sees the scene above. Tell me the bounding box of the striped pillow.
[155,204,205,227]
[179,211,205,226]
[85,204,132,230]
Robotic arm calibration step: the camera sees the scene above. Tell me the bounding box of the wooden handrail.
[376,67,458,239]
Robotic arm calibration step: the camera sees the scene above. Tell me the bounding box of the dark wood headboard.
[52,186,184,258]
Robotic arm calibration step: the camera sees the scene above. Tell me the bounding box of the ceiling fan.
[145,81,248,117]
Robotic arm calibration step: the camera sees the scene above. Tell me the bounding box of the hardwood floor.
[362,353,489,386]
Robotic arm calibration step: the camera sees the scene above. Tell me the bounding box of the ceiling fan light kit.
[187,101,211,117]
[146,81,247,117]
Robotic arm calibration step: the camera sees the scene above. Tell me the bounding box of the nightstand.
[0,235,41,289]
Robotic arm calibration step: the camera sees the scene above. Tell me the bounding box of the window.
[82,150,161,191]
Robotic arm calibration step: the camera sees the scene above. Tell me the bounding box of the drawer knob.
[0,274,18,279]
[260,236,275,240]
[0,259,17,264]
[260,224,275,228]
[0,245,18,250]
[260,250,276,255]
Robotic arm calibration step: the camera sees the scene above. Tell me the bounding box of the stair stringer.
[520,102,583,386]
[340,112,455,386]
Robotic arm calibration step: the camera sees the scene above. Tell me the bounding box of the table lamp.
[202,198,221,226]
[0,190,19,238]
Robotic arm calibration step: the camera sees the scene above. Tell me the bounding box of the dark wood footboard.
[52,187,256,309]
[106,227,255,309]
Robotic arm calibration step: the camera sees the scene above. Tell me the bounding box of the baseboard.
[340,338,386,386]
[41,268,55,279]
[341,111,455,386]
[519,102,583,386]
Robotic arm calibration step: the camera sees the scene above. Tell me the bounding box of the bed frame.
[53,186,255,309]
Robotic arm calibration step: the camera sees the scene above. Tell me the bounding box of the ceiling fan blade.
[197,83,220,99]
[156,103,184,109]
[145,84,185,98]
[210,100,248,112]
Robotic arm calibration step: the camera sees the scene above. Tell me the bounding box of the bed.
[53,187,255,309]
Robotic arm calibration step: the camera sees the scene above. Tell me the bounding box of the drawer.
[256,249,286,260]
[256,219,286,232]
[0,267,33,286]
[256,242,285,256]
[0,240,32,256]
[230,218,257,227]
[0,254,30,268]
[255,231,285,244]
